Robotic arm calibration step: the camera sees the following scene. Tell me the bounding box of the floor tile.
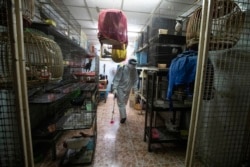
[35,93,186,167]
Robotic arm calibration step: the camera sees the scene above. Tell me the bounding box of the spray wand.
[110,96,116,124]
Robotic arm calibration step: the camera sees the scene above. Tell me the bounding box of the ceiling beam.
[83,0,95,24]
[62,4,155,15]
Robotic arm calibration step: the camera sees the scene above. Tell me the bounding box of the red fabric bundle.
[98,9,128,45]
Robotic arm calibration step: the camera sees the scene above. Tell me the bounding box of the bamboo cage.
[186,0,245,50]
[0,0,35,27]
[0,29,64,87]
[24,29,64,86]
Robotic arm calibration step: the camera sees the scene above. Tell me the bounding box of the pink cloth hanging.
[98,9,128,45]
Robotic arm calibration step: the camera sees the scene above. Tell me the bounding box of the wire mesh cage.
[0,1,27,167]
[194,49,250,167]
[0,0,35,27]
[56,108,96,130]
[0,32,12,87]
[189,0,250,167]
[186,0,245,50]
[0,90,24,166]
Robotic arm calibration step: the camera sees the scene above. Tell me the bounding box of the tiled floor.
[35,93,186,167]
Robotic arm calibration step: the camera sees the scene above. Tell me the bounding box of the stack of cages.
[147,13,186,67]
[38,0,90,84]
[0,0,35,166]
[187,0,250,166]
[135,25,149,66]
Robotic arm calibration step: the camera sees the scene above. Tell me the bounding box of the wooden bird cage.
[0,29,64,87]
[0,0,35,27]
[24,29,64,86]
[186,0,245,50]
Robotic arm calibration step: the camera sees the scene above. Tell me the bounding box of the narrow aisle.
[35,93,186,167]
[92,93,186,167]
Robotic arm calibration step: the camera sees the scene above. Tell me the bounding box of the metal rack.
[144,71,192,152]
[56,109,95,130]
[29,11,99,163]
[46,82,98,165]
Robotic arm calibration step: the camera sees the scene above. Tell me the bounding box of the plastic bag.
[98,9,128,45]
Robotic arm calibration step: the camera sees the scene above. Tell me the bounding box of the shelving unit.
[30,84,98,163]
[56,83,98,165]
[148,34,186,67]
[144,71,192,152]
[136,66,158,101]
[135,33,186,114]
[30,22,87,56]
[59,60,98,165]
[29,20,99,165]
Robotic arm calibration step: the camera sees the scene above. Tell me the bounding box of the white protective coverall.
[112,59,138,121]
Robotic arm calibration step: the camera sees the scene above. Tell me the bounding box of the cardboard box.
[134,103,142,110]
[129,100,135,108]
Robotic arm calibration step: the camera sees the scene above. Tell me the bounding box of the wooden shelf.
[99,37,124,46]
[149,34,186,45]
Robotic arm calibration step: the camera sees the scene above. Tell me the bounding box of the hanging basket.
[111,44,127,63]
[186,0,245,50]
[0,0,35,27]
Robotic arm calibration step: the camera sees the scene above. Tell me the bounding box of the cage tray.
[146,127,180,142]
[61,137,95,165]
[56,109,95,130]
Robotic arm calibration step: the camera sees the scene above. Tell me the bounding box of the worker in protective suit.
[112,58,138,123]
